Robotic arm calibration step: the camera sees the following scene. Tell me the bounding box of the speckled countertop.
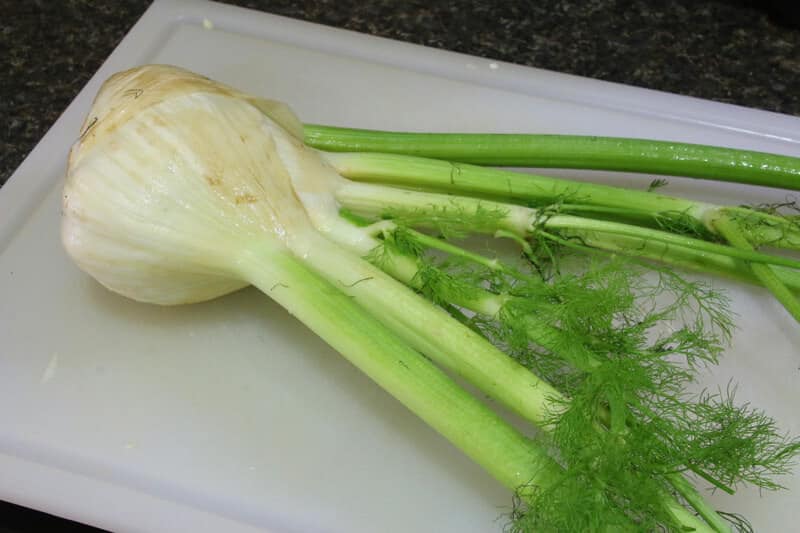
[2,0,800,187]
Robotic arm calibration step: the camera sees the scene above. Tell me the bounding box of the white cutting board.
[1,1,799,531]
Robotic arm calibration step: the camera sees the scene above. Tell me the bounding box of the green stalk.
[665,473,733,533]
[712,215,800,322]
[235,242,562,494]
[546,215,800,270]
[322,151,800,250]
[325,151,699,222]
[287,230,563,427]
[336,182,800,302]
[563,230,800,292]
[334,181,800,273]
[305,125,800,190]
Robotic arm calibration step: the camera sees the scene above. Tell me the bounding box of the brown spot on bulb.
[235,193,258,204]
[205,175,223,187]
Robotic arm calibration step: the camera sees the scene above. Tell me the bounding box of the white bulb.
[62,65,313,304]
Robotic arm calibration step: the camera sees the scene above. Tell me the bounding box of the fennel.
[62,65,799,532]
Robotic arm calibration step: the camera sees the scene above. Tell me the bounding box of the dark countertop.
[2,0,800,189]
[0,0,799,531]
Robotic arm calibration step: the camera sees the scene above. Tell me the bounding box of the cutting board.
[1,1,799,531]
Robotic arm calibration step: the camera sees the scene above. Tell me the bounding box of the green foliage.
[364,220,800,532]
[653,209,716,241]
[647,178,669,192]
[724,204,800,249]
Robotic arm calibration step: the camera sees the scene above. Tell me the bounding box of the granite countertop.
[2,0,800,188]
